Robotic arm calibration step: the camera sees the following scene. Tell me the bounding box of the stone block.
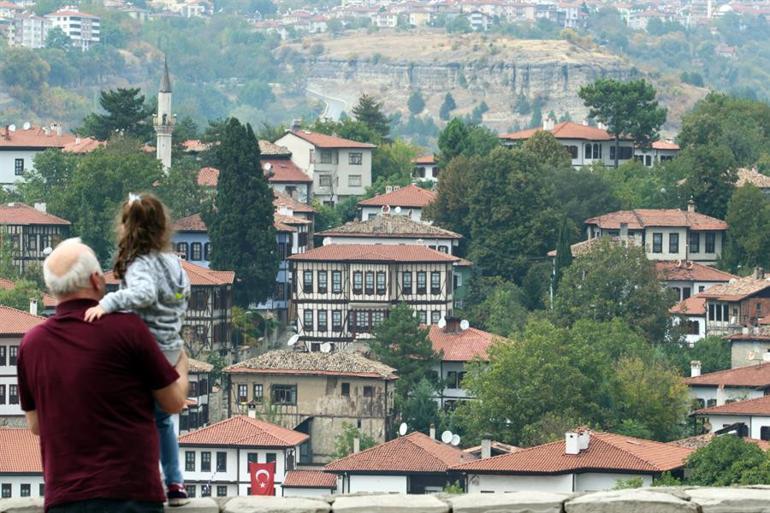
[448,491,569,513]
[0,497,44,513]
[223,496,330,513]
[164,498,220,513]
[565,489,698,513]
[686,487,770,512]
[331,494,448,513]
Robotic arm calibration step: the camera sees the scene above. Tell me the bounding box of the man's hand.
[84,305,106,322]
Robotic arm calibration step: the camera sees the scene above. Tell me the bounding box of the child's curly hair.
[114,193,172,280]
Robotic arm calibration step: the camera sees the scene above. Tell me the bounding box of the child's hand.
[84,305,106,322]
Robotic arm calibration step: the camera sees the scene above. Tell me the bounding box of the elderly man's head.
[43,238,104,300]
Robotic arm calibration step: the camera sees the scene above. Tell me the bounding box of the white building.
[281,470,337,497]
[8,12,48,48]
[358,184,437,222]
[274,130,375,206]
[411,155,439,183]
[670,295,707,346]
[693,395,770,441]
[0,306,44,422]
[0,124,75,187]
[177,415,308,498]
[44,7,100,50]
[0,428,44,499]
[455,430,693,493]
[656,261,736,303]
[685,360,770,409]
[635,140,680,167]
[153,58,173,171]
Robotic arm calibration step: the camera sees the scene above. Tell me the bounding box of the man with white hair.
[16,238,189,513]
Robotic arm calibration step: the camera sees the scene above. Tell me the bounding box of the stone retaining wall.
[3,487,770,513]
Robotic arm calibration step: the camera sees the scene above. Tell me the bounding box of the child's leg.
[155,403,184,487]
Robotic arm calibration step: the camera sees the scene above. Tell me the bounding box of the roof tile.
[655,261,737,283]
[283,470,337,489]
[429,324,495,362]
[288,244,458,263]
[684,362,770,388]
[287,130,376,149]
[318,214,459,240]
[0,203,70,225]
[263,158,312,183]
[0,305,45,335]
[173,213,207,232]
[694,394,770,416]
[105,259,233,287]
[225,350,397,380]
[500,122,624,142]
[585,209,727,231]
[358,184,437,208]
[178,416,308,448]
[0,125,76,149]
[0,428,42,473]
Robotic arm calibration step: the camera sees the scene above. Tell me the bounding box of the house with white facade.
[274,130,375,206]
[670,295,707,346]
[0,306,44,423]
[358,184,436,222]
[412,155,439,183]
[685,360,770,410]
[281,470,337,497]
[0,202,70,273]
[635,140,680,167]
[44,7,100,50]
[454,430,692,493]
[177,415,308,498]
[656,261,736,302]
[0,124,75,187]
[693,395,770,442]
[0,428,44,499]
[697,269,770,337]
[177,358,214,434]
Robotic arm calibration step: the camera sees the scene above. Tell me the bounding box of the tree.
[0,280,43,312]
[439,93,456,120]
[462,277,528,337]
[45,27,71,50]
[204,118,279,306]
[78,88,154,142]
[155,158,207,219]
[352,94,390,141]
[670,145,737,219]
[400,378,440,434]
[422,155,474,238]
[522,131,572,170]
[578,79,667,167]
[552,216,573,297]
[333,422,376,458]
[685,435,770,485]
[724,184,770,269]
[407,90,426,115]
[553,238,674,341]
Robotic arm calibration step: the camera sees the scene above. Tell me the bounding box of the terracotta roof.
[188,357,214,373]
[412,155,437,165]
[547,237,620,258]
[0,428,42,473]
[283,470,337,489]
[173,213,207,232]
[693,394,770,416]
[0,125,76,149]
[259,140,291,157]
[463,441,522,457]
[585,209,727,231]
[453,431,692,474]
[0,277,56,308]
[225,350,398,380]
[655,261,737,283]
[197,167,219,187]
[274,213,310,232]
[286,130,376,149]
[62,137,105,154]
[105,259,233,287]
[325,432,476,473]
[0,203,70,225]
[669,433,770,451]
[500,122,628,142]
[0,305,45,335]
[288,244,458,263]
[46,8,98,17]
[737,168,770,189]
[358,184,437,208]
[429,324,495,362]
[318,215,460,240]
[183,139,210,153]
[685,362,770,388]
[651,140,680,151]
[699,275,770,302]
[670,295,706,316]
[178,416,308,448]
[263,158,312,183]
[274,191,316,215]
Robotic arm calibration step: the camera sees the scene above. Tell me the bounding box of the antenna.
[438,317,447,329]
[451,434,461,446]
[441,430,453,444]
[398,422,408,436]
[320,342,332,353]
[287,334,300,346]
[460,319,470,331]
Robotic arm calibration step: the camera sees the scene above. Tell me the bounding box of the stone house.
[0,203,70,273]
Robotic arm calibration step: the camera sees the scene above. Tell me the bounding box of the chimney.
[481,437,492,459]
[353,436,361,454]
[577,429,590,450]
[34,202,46,213]
[3,126,9,140]
[53,123,62,136]
[444,317,461,334]
[543,116,555,131]
[619,222,628,241]
[690,360,702,378]
[290,118,302,131]
[565,432,580,455]
[29,299,38,317]
[754,267,765,280]
[429,423,436,439]
[247,403,257,419]
[687,199,695,213]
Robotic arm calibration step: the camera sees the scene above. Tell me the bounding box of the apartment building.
[44,7,100,50]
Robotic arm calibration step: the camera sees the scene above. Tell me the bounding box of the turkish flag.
[249,462,276,496]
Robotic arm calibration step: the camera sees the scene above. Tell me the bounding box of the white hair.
[43,237,102,298]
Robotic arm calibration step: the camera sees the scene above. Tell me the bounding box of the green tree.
[352,94,390,141]
[436,118,499,164]
[407,90,426,115]
[462,277,528,337]
[613,477,644,489]
[204,118,279,306]
[686,435,770,485]
[155,158,207,219]
[0,279,43,312]
[724,184,770,269]
[422,155,474,238]
[670,145,737,219]
[45,27,71,50]
[439,93,456,120]
[553,216,573,297]
[400,378,440,434]
[240,80,275,109]
[522,131,572,169]
[78,88,154,142]
[370,139,420,183]
[578,79,667,167]
[333,422,376,458]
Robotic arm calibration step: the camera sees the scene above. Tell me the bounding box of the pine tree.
[352,94,390,140]
[78,88,154,142]
[553,216,574,297]
[205,118,279,307]
[439,93,456,120]
[407,90,426,115]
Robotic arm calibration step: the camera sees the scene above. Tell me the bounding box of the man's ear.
[90,272,104,293]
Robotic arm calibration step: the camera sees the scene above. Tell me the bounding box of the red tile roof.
[283,470,337,489]
[585,209,727,231]
[183,139,211,153]
[274,212,310,233]
[178,416,308,448]
[0,278,56,308]
[0,203,70,225]
[325,432,476,473]
[259,140,292,157]
[412,155,437,165]
[453,431,692,474]
[693,394,770,416]
[655,261,737,283]
[225,350,398,380]
[188,357,214,373]
[670,295,706,316]
[651,140,680,151]
[197,167,219,187]
[0,305,45,335]
[429,324,495,362]
[500,122,628,142]
[317,214,460,240]
[288,244,458,263]
[685,362,770,388]
[173,213,207,232]
[62,137,105,154]
[699,275,770,302]
[358,184,437,208]
[274,191,316,215]
[263,158,312,183]
[105,259,233,287]
[46,8,98,17]
[0,428,42,473]
[0,125,76,149]
[287,130,376,149]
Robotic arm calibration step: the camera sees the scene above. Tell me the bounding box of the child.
[85,193,191,507]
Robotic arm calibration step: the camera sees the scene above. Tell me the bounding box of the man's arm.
[152,350,189,414]
[25,411,39,436]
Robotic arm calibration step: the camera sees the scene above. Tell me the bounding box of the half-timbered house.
[0,203,70,273]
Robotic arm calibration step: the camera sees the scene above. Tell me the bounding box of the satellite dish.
[262,162,273,172]
[8,124,15,132]
[22,122,31,130]
[287,334,300,346]
[322,237,331,246]
[42,246,53,256]
[438,317,447,329]
[451,434,461,446]
[398,422,408,436]
[394,206,402,214]
[460,319,470,331]
[441,430,453,444]
[320,342,332,353]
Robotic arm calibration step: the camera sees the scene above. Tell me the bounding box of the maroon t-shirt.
[17,299,179,510]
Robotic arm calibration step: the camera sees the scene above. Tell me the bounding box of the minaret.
[154,56,174,171]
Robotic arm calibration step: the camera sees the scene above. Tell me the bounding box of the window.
[652,233,663,253]
[204,243,211,261]
[27,234,37,251]
[319,175,332,187]
[689,232,700,254]
[303,309,314,331]
[332,271,342,293]
[191,290,208,310]
[14,158,24,176]
[376,271,386,295]
[1,484,10,498]
[431,272,441,294]
[9,385,17,405]
[566,145,578,159]
[217,486,228,497]
[431,311,441,324]
[683,287,691,300]
[9,345,18,366]
[402,271,412,294]
[317,271,327,294]
[706,232,716,253]
[685,320,700,335]
[332,310,342,331]
[669,233,679,254]
[349,152,363,165]
[176,242,189,260]
[185,451,196,472]
[253,384,263,403]
[609,146,633,160]
[189,381,199,398]
[303,270,313,293]
[318,310,328,331]
[372,311,385,327]
[417,272,427,294]
[447,371,459,389]
[185,485,196,498]
[418,310,427,324]
[201,486,211,497]
[216,452,227,472]
[266,453,276,464]
[247,453,258,464]
[708,302,730,323]
[319,151,333,164]
[365,271,374,295]
[201,452,211,472]
[348,174,362,187]
[0,345,5,366]
[584,143,592,159]
[341,383,350,396]
[363,386,373,398]
[39,484,44,497]
[191,242,202,261]
[238,384,248,403]
[0,385,4,404]
[353,271,363,294]
[761,426,770,441]
[272,384,297,405]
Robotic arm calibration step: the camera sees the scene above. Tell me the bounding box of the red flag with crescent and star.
[249,462,275,496]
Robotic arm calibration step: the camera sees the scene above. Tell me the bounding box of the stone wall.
[4,487,770,513]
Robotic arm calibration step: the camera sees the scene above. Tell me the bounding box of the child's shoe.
[167,483,190,507]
